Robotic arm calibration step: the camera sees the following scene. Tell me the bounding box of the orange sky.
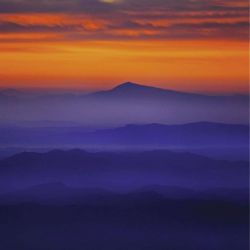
[0,0,249,93]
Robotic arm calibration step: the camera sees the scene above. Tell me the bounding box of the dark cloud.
[0,21,81,33]
[166,21,249,40]
[0,0,248,13]
[0,19,248,41]
[0,0,118,13]
[0,0,248,41]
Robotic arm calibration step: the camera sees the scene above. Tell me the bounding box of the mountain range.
[0,149,248,193]
[0,121,248,146]
[1,82,248,101]
[0,82,248,125]
[0,82,248,250]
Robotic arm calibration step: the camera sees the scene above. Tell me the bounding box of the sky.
[0,0,249,93]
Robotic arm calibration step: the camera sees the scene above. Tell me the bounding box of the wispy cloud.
[0,0,248,92]
[0,0,248,41]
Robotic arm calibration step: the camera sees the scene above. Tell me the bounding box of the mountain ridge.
[0,122,248,149]
[1,82,249,98]
[0,149,248,194]
[0,82,248,125]
[88,82,214,100]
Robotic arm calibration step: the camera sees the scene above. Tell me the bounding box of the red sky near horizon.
[0,0,249,93]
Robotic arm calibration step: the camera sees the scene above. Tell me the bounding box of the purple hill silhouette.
[0,82,248,125]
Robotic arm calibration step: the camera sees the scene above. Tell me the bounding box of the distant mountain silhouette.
[0,83,249,249]
[90,122,249,146]
[0,82,248,125]
[0,122,248,147]
[0,149,248,193]
[1,82,248,101]
[88,82,204,100]
[87,82,249,104]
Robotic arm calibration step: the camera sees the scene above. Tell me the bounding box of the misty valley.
[0,83,249,250]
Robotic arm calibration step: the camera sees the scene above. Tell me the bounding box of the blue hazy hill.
[0,149,248,193]
[0,122,248,148]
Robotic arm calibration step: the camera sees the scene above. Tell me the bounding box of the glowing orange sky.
[0,0,248,93]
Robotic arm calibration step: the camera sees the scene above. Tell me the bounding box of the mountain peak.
[90,82,210,100]
[112,82,145,90]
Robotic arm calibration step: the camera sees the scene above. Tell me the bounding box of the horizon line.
[0,81,249,96]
